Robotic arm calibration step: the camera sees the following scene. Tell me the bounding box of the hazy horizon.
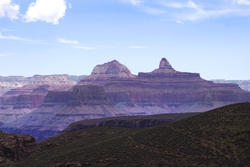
[0,0,250,80]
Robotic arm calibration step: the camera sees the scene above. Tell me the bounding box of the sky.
[0,0,249,80]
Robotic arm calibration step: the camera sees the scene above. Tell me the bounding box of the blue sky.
[0,0,249,79]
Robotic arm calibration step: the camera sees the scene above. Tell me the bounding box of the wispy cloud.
[0,33,31,41]
[58,38,79,45]
[58,38,96,50]
[0,53,8,57]
[141,6,166,15]
[129,45,147,49]
[74,46,96,50]
[121,0,250,22]
[122,0,143,6]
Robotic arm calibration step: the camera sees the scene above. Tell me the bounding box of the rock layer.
[2,58,250,140]
[79,58,250,113]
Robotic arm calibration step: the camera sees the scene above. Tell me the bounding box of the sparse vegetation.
[8,103,250,167]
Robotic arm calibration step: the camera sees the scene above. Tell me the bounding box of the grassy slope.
[14,103,250,167]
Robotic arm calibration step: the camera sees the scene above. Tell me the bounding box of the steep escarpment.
[79,58,250,113]
[2,85,122,141]
[0,75,82,126]
[0,85,74,126]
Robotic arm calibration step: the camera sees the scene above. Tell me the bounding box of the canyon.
[0,58,250,140]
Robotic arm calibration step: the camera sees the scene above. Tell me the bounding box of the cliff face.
[1,58,250,141]
[0,75,84,96]
[79,58,250,113]
[2,85,123,140]
[0,75,80,126]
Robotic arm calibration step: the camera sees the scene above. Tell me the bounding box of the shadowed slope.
[13,103,250,167]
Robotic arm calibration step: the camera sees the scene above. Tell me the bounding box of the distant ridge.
[213,79,250,91]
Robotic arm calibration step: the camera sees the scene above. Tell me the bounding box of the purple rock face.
[1,58,250,141]
[79,58,250,110]
[157,58,176,72]
[84,60,135,81]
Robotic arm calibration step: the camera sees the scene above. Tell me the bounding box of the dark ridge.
[63,112,199,132]
[12,103,250,167]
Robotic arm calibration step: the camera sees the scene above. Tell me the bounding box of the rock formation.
[1,58,250,140]
[83,60,135,82]
[79,58,250,113]
[2,85,126,140]
[0,131,36,163]
[0,74,84,95]
[0,75,84,126]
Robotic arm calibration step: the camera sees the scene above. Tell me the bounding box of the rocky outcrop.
[152,57,176,73]
[0,131,36,163]
[83,60,135,82]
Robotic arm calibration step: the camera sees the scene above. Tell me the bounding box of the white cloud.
[129,46,147,49]
[0,33,31,41]
[74,46,96,50]
[24,0,67,24]
[236,0,250,5]
[58,38,79,45]
[0,0,19,20]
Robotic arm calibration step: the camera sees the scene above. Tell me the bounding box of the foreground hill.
[0,131,36,166]
[13,103,250,167]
